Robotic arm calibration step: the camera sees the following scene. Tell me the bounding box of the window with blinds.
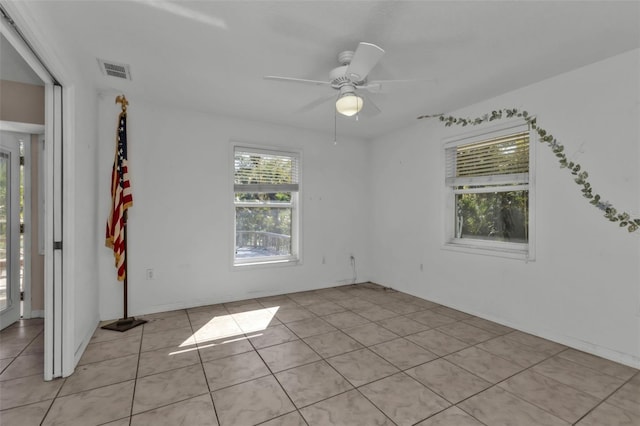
[233,146,300,265]
[444,127,534,259]
[234,148,299,193]
[446,132,529,186]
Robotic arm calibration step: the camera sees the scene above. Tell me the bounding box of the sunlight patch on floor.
[179,306,278,348]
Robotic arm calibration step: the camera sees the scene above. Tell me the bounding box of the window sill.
[233,257,301,270]
[442,241,532,261]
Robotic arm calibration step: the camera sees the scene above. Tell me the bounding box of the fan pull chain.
[334,107,338,145]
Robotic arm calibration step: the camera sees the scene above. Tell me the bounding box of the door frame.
[0,5,73,380]
[0,124,44,322]
[0,132,21,329]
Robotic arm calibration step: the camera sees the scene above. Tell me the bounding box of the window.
[233,146,300,266]
[444,123,534,259]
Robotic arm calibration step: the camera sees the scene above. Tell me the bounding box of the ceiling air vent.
[97,59,132,80]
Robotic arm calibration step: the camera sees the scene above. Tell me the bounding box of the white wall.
[69,82,101,363]
[369,49,640,367]
[98,100,371,319]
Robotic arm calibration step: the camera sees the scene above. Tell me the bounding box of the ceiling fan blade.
[264,76,330,86]
[360,78,436,93]
[358,93,381,117]
[296,93,336,114]
[345,42,385,82]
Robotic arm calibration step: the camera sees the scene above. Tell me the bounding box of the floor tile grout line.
[258,303,402,423]
[387,332,568,419]
[11,325,55,422]
[251,334,310,425]
[571,393,633,424]
[526,353,631,401]
[37,371,67,424]
[554,348,637,381]
[566,367,640,425]
[476,381,579,425]
[186,311,222,426]
[0,327,45,372]
[4,286,637,425]
[0,366,45,383]
[125,392,213,423]
[350,386,401,425]
[452,345,611,425]
[281,305,404,422]
[596,371,640,414]
[0,390,55,418]
[183,287,634,424]
[126,320,150,424]
[454,403,492,426]
[502,330,567,354]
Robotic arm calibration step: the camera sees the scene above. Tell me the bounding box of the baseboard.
[28,310,45,318]
[71,316,100,375]
[101,281,362,320]
[462,305,639,369]
[369,283,640,369]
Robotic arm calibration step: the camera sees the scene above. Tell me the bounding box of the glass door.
[0,135,20,330]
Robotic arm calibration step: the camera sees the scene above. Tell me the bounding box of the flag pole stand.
[101,215,146,332]
[102,95,146,332]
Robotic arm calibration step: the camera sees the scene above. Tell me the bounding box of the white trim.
[453,184,529,195]
[0,134,21,330]
[38,135,44,255]
[447,173,529,187]
[234,201,293,208]
[30,309,44,318]
[230,141,303,269]
[233,257,301,268]
[23,134,32,319]
[442,119,535,261]
[234,183,299,193]
[443,240,529,261]
[61,85,75,378]
[47,84,63,379]
[0,124,44,320]
[0,122,45,134]
[527,119,537,262]
[443,118,529,146]
[73,317,97,366]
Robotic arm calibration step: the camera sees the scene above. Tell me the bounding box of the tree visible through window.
[445,128,533,257]
[234,147,299,264]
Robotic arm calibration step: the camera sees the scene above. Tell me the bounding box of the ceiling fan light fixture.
[336,91,363,117]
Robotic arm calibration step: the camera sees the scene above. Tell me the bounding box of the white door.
[0,133,21,330]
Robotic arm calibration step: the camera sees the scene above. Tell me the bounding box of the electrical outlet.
[146,269,154,280]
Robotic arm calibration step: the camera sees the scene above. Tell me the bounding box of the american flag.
[106,111,133,281]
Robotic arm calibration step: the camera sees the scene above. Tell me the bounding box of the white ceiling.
[12,1,640,139]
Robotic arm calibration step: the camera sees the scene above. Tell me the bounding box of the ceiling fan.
[265,42,402,118]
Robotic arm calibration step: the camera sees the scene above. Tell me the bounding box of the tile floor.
[1,283,639,425]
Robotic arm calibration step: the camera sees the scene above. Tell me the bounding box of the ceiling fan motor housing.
[330,50,367,88]
[338,50,354,65]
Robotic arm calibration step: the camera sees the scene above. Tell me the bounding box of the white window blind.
[446,132,529,186]
[234,147,299,193]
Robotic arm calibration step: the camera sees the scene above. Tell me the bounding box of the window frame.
[442,120,536,261]
[231,143,301,268]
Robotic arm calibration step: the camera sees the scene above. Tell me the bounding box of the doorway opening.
[1,5,65,379]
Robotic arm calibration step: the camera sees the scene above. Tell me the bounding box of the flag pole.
[102,95,146,332]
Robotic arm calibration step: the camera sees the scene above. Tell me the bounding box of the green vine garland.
[417,108,640,233]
